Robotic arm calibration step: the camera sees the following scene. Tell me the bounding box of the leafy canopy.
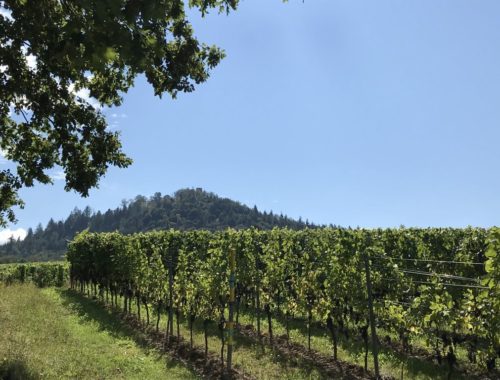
[0,0,238,226]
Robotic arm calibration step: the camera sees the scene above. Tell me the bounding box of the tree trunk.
[145,301,150,326]
[136,295,141,323]
[307,309,312,352]
[327,316,337,361]
[190,314,194,348]
[363,328,369,372]
[256,288,262,347]
[168,260,174,342]
[265,304,273,346]
[236,295,241,324]
[175,309,181,342]
[446,347,456,380]
[277,292,281,315]
[204,319,209,358]
[156,303,161,333]
[164,296,171,344]
[219,316,225,366]
[286,312,290,343]
[364,341,369,372]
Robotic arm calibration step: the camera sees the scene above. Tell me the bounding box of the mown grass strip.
[0,284,197,380]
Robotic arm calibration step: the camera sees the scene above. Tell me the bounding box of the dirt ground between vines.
[118,312,255,380]
[235,323,390,380]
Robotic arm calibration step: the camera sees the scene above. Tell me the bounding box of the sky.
[2,0,500,241]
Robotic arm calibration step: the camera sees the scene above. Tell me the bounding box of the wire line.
[373,255,484,266]
[371,266,482,283]
[377,278,488,289]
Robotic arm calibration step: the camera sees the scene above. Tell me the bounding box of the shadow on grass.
[54,289,199,379]
[56,289,137,341]
[54,291,480,380]
[0,359,38,380]
[58,290,332,379]
[54,289,182,373]
[236,305,478,380]
[190,316,327,377]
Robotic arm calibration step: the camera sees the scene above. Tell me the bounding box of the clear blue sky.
[4,0,500,236]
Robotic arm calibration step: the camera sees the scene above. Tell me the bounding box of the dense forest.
[0,188,311,262]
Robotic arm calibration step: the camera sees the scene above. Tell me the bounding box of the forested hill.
[0,188,311,262]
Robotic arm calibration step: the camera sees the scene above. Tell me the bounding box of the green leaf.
[485,259,494,273]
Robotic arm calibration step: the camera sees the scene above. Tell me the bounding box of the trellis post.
[364,251,380,378]
[226,247,236,378]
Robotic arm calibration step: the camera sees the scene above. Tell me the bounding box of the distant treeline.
[0,188,312,263]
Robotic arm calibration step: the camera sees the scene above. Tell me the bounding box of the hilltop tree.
[0,0,239,226]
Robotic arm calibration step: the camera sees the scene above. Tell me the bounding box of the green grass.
[107,293,327,379]
[126,294,485,380]
[176,318,325,379]
[2,283,492,380]
[100,292,470,380]
[0,284,197,380]
[97,290,330,379]
[234,307,487,380]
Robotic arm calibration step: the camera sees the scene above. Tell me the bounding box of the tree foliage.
[0,188,309,262]
[0,0,239,225]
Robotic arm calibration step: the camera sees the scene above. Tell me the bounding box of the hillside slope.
[0,188,310,262]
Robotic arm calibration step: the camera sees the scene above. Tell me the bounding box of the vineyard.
[60,227,500,379]
[0,261,68,287]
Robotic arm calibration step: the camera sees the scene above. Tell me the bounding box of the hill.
[0,188,310,262]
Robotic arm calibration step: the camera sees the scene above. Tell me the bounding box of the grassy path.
[0,284,197,380]
[67,290,326,379]
[2,284,483,380]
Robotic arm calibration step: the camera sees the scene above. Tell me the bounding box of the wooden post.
[165,252,174,346]
[226,247,236,378]
[364,252,380,379]
[168,257,174,339]
[256,284,262,348]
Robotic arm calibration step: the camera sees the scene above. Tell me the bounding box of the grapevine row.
[66,227,500,376]
[0,262,68,287]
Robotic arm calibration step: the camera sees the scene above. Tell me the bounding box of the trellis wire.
[373,254,484,266]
